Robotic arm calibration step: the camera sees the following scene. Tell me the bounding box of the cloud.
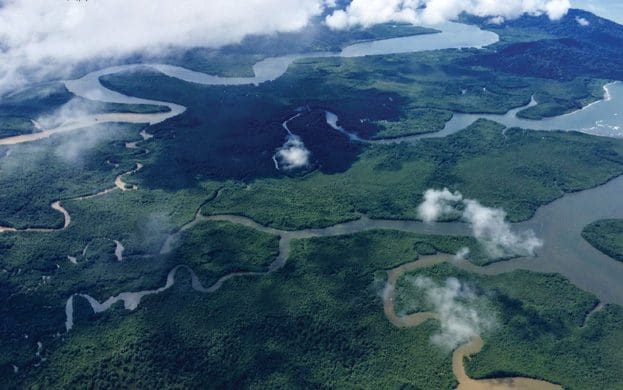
[454,247,471,261]
[487,16,506,25]
[325,0,570,29]
[36,97,92,129]
[0,123,116,179]
[409,276,496,350]
[274,134,311,170]
[137,212,174,252]
[0,99,130,175]
[463,199,543,258]
[417,188,463,222]
[417,188,543,258]
[53,125,112,163]
[32,98,113,162]
[0,0,330,94]
[575,16,590,26]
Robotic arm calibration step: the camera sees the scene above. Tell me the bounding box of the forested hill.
[463,9,623,80]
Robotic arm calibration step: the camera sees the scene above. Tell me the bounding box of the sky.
[0,0,601,95]
[572,0,623,24]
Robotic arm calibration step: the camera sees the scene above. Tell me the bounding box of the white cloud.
[546,0,572,20]
[417,188,463,222]
[274,135,311,170]
[576,16,590,26]
[454,247,471,261]
[417,188,543,258]
[326,0,570,29]
[488,16,506,25]
[410,276,496,350]
[463,199,543,258]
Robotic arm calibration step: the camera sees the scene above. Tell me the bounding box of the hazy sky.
[572,0,623,24]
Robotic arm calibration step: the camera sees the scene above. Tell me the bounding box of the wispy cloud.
[408,276,496,350]
[463,199,542,258]
[0,106,127,178]
[417,188,543,257]
[36,98,92,129]
[33,98,115,162]
[454,246,471,261]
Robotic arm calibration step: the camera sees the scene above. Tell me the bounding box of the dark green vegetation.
[396,262,623,389]
[372,108,453,139]
[0,83,71,137]
[582,219,623,262]
[0,201,280,382]
[170,220,279,286]
[0,116,36,138]
[101,47,606,161]
[0,124,144,228]
[0,82,168,119]
[1,83,71,118]
[0,119,219,382]
[464,9,623,117]
[515,78,606,120]
[462,10,623,119]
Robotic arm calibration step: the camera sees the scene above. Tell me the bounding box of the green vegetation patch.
[396,262,623,389]
[372,108,453,138]
[582,219,623,262]
[0,116,36,138]
[0,124,144,228]
[99,43,612,184]
[170,220,280,286]
[464,10,623,82]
